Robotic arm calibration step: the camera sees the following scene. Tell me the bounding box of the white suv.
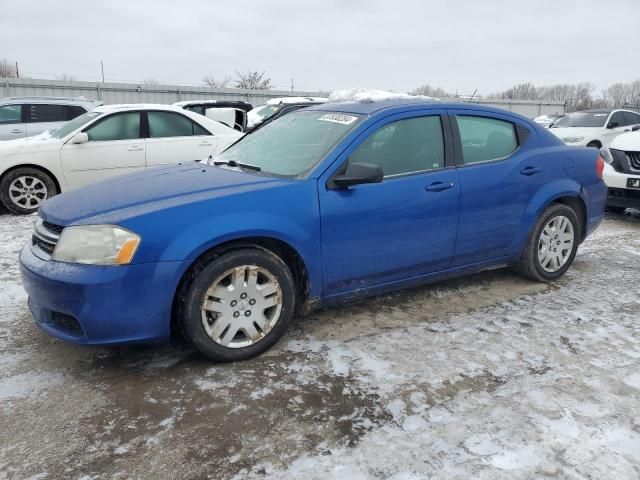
[0,96,103,141]
[549,108,640,148]
[601,130,640,213]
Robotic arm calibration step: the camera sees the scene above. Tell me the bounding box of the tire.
[515,203,580,282]
[605,205,626,214]
[178,248,297,362]
[586,141,601,149]
[0,167,58,215]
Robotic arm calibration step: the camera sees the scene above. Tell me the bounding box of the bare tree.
[234,71,273,90]
[496,83,539,100]
[55,73,77,81]
[202,75,232,88]
[0,58,17,78]
[410,84,450,98]
[143,78,159,86]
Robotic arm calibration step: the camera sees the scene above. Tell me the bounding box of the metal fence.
[1,77,566,118]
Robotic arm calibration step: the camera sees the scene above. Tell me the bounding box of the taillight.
[596,155,604,179]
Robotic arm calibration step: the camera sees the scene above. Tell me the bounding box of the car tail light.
[596,155,604,179]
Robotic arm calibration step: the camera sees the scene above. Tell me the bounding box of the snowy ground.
[1,210,639,479]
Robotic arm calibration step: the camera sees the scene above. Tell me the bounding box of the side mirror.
[329,162,383,189]
[632,124,640,132]
[70,132,88,144]
[607,121,620,129]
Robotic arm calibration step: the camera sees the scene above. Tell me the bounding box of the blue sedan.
[20,100,607,361]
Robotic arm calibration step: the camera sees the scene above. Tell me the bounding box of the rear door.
[144,111,218,166]
[60,111,145,188]
[25,104,71,137]
[319,111,460,296]
[0,104,26,140]
[450,110,546,266]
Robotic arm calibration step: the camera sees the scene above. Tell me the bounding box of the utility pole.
[291,78,294,92]
[100,61,105,83]
[15,61,19,78]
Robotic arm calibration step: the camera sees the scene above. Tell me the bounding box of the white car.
[601,130,640,213]
[549,108,640,148]
[532,113,563,128]
[0,96,103,141]
[173,100,253,132]
[0,104,243,214]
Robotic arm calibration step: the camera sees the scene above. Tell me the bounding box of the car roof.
[94,103,188,113]
[308,99,533,121]
[174,100,252,107]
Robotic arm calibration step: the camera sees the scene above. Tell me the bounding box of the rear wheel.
[0,167,58,215]
[516,203,579,282]
[178,248,296,362]
[586,141,601,149]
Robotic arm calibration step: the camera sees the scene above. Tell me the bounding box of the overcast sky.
[2,0,638,95]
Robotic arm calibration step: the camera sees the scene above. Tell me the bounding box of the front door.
[319,112,460,297]
[60,111,146,189]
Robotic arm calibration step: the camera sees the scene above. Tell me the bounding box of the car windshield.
[210,110,362,177]
[49,111,103,139]
[551,112,608,128]
[247,105,281,124]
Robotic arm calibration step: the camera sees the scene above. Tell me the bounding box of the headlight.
[562,136,584,143]
[52,225,140,265]
[600,147,613,164]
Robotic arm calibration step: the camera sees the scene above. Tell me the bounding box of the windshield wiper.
[212,159,262,172]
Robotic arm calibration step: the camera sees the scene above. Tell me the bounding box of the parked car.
[601,130,640,213]
[0,96,102,141]
[533,113,563,128]
[20,100,606,361]
[549,108,640,148]
[173,100,253,132]
[0,103,242,214]
[246,96,327,131]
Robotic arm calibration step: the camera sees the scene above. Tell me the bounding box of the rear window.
[28,104,68,123]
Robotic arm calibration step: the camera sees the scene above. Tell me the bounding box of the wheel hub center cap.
[237,299,249,311]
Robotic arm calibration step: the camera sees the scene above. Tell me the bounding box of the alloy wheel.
[9,176,48,209]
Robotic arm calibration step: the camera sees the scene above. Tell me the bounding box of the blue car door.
[449,109,547,266]
[318,111,460,297]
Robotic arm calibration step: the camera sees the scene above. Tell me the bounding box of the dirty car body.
[20,100,607,357]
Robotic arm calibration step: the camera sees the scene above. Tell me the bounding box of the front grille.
[626,151,640,171]
[31,219,63,258]
[50,312,84,336]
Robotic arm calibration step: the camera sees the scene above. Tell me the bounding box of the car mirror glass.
[70,132,88,144]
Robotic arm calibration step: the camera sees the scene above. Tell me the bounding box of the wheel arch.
[0,163,62,195]
[170,236,314,338]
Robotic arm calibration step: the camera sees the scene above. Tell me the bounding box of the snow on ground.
[0,210,639,479]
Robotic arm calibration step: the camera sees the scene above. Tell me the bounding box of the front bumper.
[607,188,640,209]
[20,244,186,345]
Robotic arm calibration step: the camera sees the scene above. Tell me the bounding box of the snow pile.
[327,88,435,104]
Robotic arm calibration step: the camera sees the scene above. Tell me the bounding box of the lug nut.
[233,311,240,318]
[240,293,247,299]
[230,300,237,307]
[249,299,256,305]
[244,310,251,317]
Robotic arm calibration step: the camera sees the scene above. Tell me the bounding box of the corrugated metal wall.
[1,78,566,117]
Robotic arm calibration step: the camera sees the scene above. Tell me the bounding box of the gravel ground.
[0,210,639,479]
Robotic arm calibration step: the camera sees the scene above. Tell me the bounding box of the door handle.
[10,129,22,134]
[520,166,542,176]
[425,181,454,192]
[127,146,143,151]
[199,142,212,146]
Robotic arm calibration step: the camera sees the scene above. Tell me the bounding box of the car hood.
[548,127,596,140]
[40,163,290,225]
[0,133,62,157]
[609,131,640,151]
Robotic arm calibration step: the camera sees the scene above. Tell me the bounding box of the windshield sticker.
[318,113,358,125]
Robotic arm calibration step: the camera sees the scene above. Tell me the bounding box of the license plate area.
[627,177,640,189]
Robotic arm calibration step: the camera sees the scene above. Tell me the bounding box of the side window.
[349,116,445,177]
[148,111,195,138]
[456,116,518,165]
[622,111,640,126]
[193,122,210,136]
[67,105,87,120]
[28,104,68,123]
[86,112,140,141]
[0,105,22,124]
[609,112,625,127]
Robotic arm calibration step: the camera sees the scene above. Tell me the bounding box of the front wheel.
[0,167,58,215]
[516,204,580,282]
[178,248,297,362]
